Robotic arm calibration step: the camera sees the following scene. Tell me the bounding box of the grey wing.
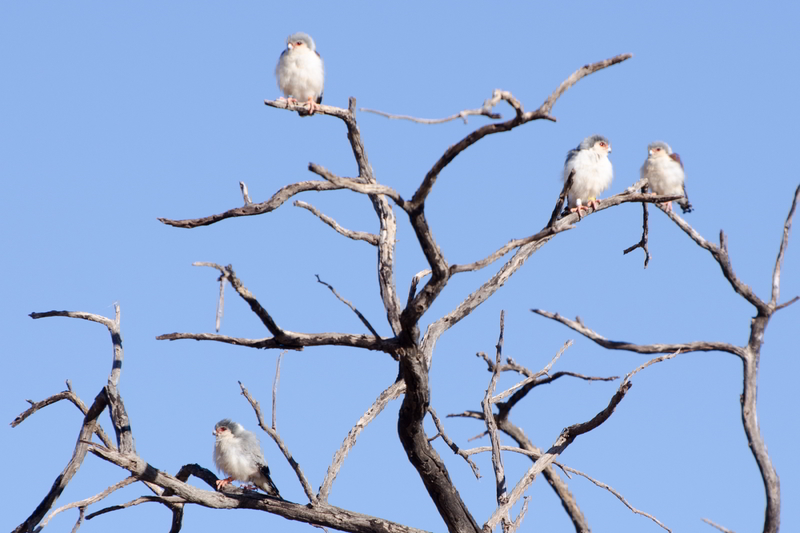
[679,182,694,213]
[316,90,323,105]
[564,148,579,169]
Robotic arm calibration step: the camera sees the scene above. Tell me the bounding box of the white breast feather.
[641,157,684,196]
[564,150,613,208]
[214,436,261,482]
[276,47,324,102]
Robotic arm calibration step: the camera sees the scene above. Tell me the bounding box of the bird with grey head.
[563,134,614,214]
[275,32,324,116]
[640,141,693,213]
[212,419,280,497]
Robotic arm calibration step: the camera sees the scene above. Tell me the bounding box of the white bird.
[640,141,693,213]
[275,32,324,115]
[563,135,613,214]
[213,419,280,497]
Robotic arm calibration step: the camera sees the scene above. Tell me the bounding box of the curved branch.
[409,53,633,210]
[319,379,406,502]
[159,180,345,228]
[359,106,502,125]
[13,392,108,533]
[87,445,430,533]
[483,352,678,531]
[295,201,379,245]
[531,309,745,358]
[770,184,799,307]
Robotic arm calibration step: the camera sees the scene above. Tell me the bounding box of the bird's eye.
[296,41,303,46]
[598,142,606,147]
[655,148,662,151]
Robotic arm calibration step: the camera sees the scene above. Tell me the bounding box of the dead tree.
[12,52,797,533]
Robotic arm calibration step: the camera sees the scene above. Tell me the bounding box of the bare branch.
[771,184,799,307]
[239,382,316,504]
[39,476,137,529]
[272,352,284,431]
[29,305,134,453]
[216,273,225,333]
[491,341,572,404]
[702,517,737,533]
[315,275,381,338]
[483,352,678,531]
[173,263,394,353]
[564,465,670,532]
[427,406,481,478]
[483,312,509,516]
[295,200,379,245]
[85,495,186,520]
[239,181,252,205]
[539,53,634,116]
[308,163,406,207]
[531,309,744,358]
[359,106,502,125]
[159,179,346,228]
[87,443,430,533]
[660,207,770,314]
[775,295,799,311]
[409,53,632,211]
[622,186,651,268]
[407,269,431,307]
[11,389,114,449]
[320,379,406,502]
[13,391,108,533]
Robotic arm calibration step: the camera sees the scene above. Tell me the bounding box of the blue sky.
[2,2,798,532]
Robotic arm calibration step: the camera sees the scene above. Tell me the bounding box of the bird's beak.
[212,429,217,436]
[287,43,293,50]
[648,149,653,155]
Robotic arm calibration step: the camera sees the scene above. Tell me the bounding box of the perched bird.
[640,141,693,213]
[275,32,324,115]
[563,135,613,214]
[213,419,280,497]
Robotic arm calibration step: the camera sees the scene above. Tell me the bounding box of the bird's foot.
[216,477,234,490]
[242,483,258,491]
[661,201,673,212]
[569,203,591,220]
[587,197,600,211]
[305,97,319,115]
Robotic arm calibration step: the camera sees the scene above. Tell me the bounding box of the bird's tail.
[680,184,694,213]
[258,465,281,498]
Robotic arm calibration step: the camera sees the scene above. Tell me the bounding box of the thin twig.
[483,351,679,531]
[702,518,736,533]
[319,379,406,502]
[360,106,502,125]
[483,311,509,524]
[771,184,799,307]
[272,352,284,431]
[315,275,381,338]
[39,476,138,529]
[622,186,651,268]
[294,200,379,245]
[239,382,316,504]
[427,407,481,478]
[239,181,252,205]
[491,341,572,403]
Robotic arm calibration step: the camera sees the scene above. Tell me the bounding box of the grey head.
[565,134,611,166]
[578,134,611,151]
[215,418,244,435]
[647,141,672,155]
[286,32,316,52]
